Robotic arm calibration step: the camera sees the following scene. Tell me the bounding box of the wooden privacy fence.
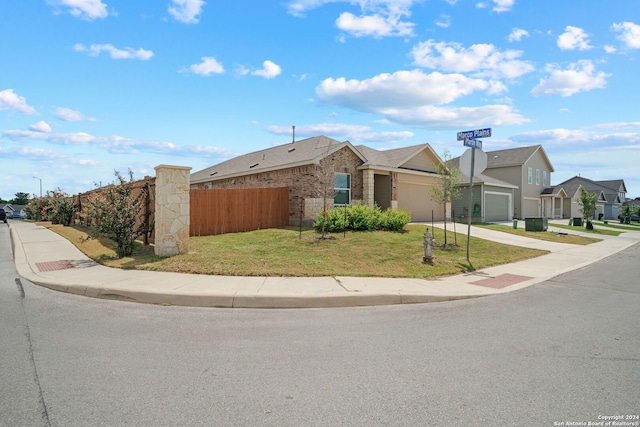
[190,187,290,236]
[74,177,156,244]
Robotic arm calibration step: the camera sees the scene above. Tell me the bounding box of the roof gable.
[356,143,443,173]
[596,179,627,194]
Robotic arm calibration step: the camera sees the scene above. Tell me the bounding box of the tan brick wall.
[193,147,365,224]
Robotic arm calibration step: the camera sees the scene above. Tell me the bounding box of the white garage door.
[397,183,443,222]
[485,193,510,222]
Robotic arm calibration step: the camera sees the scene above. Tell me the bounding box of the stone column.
[154,165,192,257]
[362,169,375,208]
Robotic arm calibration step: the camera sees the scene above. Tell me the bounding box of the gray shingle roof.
[191,135,361,184]
[354,143,432,168]
[484,144,554,172]
[192,137,442,184]
[555,176,620,202]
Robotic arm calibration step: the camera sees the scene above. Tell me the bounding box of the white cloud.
[251,60,282,79]
[74,43,154,60]
[492,0,514,12]
[317,70,491,111]
[612,21,640,49]
[591,121,640,130]
[557,26,593,51]
[29,121,52,133]
[435,14,451,29]
[508,28,529,42]
[410,40,534,79]
[186,57,225,76]
[267,123,414,143]
[511,128,591,144]
[531,60,609,97]
[0,89,37,115]
[315,69,526,129]
[286,0,417,38]
[380,104,528,129]
[168,0,206,24]
[47,0,108,20]
[55,107,96,122]
[4,129,96,144]
[604,45,617,54]
[268,123,371,136]
[336,11,414,38]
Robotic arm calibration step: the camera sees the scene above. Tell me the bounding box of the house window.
[528,167,532,184]
[543,171,547,187]
[334,173,351,205]
[536,169,540,186]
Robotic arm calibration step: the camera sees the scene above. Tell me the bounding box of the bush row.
[314,204,411,232]
[25,191,75,225]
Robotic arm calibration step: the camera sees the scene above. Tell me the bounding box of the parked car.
[0,210,6,223]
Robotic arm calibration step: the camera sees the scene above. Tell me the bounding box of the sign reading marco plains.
[456,128,492,141]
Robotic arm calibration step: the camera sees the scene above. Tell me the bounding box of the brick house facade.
[191,136,446,225]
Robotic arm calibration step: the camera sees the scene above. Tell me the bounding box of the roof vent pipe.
[292,125,295,144]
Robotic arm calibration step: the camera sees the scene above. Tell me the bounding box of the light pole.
[33,176,42,198]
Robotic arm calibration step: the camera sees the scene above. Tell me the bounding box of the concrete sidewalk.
[8,220,640,309]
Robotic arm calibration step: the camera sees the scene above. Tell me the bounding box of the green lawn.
[548,222,621,236]
[41,222,549,279]
[477,223,602,245]
[593,220,640,231]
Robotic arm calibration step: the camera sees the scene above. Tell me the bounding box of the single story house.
[2,204,27,219]
[190,135,448,225]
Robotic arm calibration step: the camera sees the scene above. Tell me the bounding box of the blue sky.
[1,0,639,200]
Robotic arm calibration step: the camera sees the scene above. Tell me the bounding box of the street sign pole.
[456,127,491,266]
[466,141,475,264]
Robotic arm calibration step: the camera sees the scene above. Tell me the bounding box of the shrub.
[380,209,411,231]
[347,203,381,231]
[25,190,75,224]
[314,204,410,233]
[84,170,151,258]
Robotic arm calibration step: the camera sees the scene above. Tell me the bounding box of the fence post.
[154,165,192,256]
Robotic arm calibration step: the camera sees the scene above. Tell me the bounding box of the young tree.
[429,149,463,245]
[85,170,151,258]
[578,185,597,230]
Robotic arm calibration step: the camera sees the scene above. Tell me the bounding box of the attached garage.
[451,174,516,223]
[485,192,511,222]
[397,174,444,222]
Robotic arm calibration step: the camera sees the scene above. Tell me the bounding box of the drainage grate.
[36,260,74,272]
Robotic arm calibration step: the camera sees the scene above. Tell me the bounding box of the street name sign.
[463,138,482,149]
[457,128,492,141]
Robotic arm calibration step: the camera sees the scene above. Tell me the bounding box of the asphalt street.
[1,223,639,426]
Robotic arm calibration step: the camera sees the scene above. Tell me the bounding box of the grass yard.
[592,220,640,231]
[548,222,621,236]
[41,222,549,279]
[477,223,602,245]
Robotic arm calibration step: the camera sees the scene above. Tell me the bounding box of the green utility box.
[572,217,583,227]
[525,217,548,232]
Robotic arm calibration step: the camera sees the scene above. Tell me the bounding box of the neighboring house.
[2,204,27,219]
[190,135,447,224]
[480,145,554,219]
[449,168,518,223]
[545,176,626,220]
[452,145,554,220]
